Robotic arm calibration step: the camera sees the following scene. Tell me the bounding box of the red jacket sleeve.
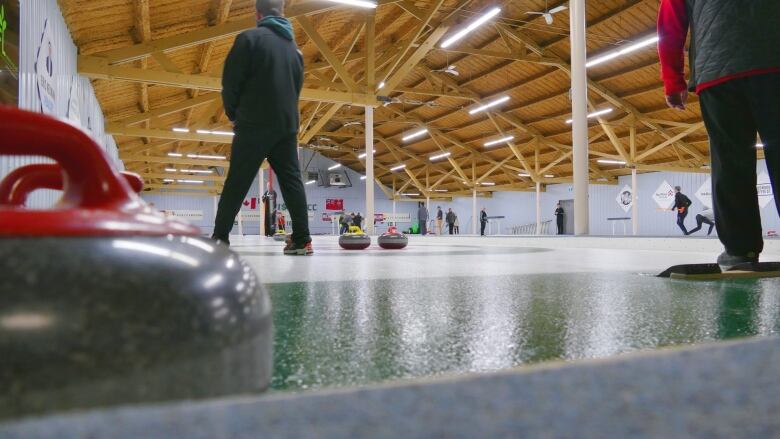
[657,0,689,95]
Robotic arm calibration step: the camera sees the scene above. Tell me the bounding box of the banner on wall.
[757,172,774,209]
[161,210,204,221]
[325,198,344,211]
[695,177,713,208]
[67,77,80,125]
[615,185,633,213]
[652,181,675,209]
[35,18,56,115]
[375,213,412,223]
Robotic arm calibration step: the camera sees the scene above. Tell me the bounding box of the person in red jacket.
[658,0,780,269]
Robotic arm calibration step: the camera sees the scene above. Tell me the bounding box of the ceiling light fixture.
[401,192,420,196]
[566,108,613,123]
[378,81,386,89]
[544,174,555,178]
[402,128,428,141]
[325,0,377,8]
[434,189,448,192]
[390,164,407,171]
[167,153,183,157]
[177,179,205,184]
[358,149,376,159]
[440,7,501,49]
[305,180,316,185]
[181,169,214,174]
[360,176,367,180]
[328,164,342,170]
[163,178,175,182]
[597,159,626,165]
[756,143,765,148]
[165,168,177,172]
[586,35,660,68]
[484,135,515,147]
[469,96,510,115]
[186,154,226,160]
[210,130,235,136]
[172,128,189,133]
[480,182,496,186]
[430,152,452,161]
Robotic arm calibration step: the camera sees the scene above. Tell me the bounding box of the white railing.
[511,220,553,235]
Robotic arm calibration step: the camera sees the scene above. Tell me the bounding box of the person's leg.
[213,132,267,241]
[705,218,716,235]
[746,73,780,219]
[688,214,704,235]
[676,210,689,234]
[266,133,311,247]
[701,79,762,256]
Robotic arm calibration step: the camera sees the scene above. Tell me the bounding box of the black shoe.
[210,235,230,246]
[717,251,758,271]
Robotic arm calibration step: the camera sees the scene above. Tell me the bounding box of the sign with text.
[695,177,713,208]
[325,198,344,211]
[161,210,204,221]
[758,171,774,209]
[615,185,633,213]
[652,181,675,209]
[35,19,56,115]
[376,213,412,223]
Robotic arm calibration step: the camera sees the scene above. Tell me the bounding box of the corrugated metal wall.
[2,0,121,207]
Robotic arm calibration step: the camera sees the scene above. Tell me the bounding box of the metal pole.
[536,181,541,235]
[632,168,638,236]
[258,168,265,237]
[365,106,375,235]
[472,188,477,235]
[570,0,589,235]
[392,178,396,227]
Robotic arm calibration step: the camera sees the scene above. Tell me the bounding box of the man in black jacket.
[658,0,780,268]
[480,207,488,236]
[670,186,692,235]
[212,0,312,255]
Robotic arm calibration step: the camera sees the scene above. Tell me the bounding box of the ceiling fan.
[433,65,459,76]
[526,1,567,25]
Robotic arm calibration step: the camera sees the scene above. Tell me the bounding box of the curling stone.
[338,225,371,250]
[0,107,273,420]
[273,230,288,242]
[378,226,408,249]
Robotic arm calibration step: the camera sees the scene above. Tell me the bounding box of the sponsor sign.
[652,180,675,209]
[326,198,344,211]
[695,178,713,208]
[35,19,56,115]
[377,213,412,223]
[757,171,774,209]
[615,185,633,213]
[161,210,203,221]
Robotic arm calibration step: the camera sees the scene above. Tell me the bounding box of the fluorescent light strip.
[440,7,501,49]
[195,129,234,136]
[430,152,451,161]
[378,81,386,89]
[360,176,367,180]
[597,159,626,165]
[163,179,175,182]
[167,153,183,157]
[434,189,448,192]
[401,193,420,196]
[305,180,316,185]
[756,143,764,148]
[402,128,428,141]
[181,169,214,174]
[165,168,177,172]
[586,35,660,68]
[177,179,204,184]
[484,135,515,147]
[518,173,531,177]
[566,108,613,124]
[469,96,510,115]
[480,182,496,186]
[186,154,226,160]
[326,0,377,9]
[172,128,189,133]
[358,149,376,159]
[328,164,342,170]
[390,164,407,171]
[544,174,555,178]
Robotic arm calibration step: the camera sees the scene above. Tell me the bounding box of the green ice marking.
[0,5,6,57]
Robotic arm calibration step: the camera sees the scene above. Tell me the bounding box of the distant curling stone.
[339,225,371,250]
[273,230,287,242]
[378,226,408,249]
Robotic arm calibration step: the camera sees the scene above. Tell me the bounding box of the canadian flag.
[242,198,257,209]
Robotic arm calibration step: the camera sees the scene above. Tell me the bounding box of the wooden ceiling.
[60,0,727,197]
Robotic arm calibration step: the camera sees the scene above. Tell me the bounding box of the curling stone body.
[338,226,371,250]
[0,106,272,419]
[273,231,287,242]
[377,226,409,249]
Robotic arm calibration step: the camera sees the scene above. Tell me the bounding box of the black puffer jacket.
[686,0,780,91]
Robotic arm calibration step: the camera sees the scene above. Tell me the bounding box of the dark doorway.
[559,199,574,235]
